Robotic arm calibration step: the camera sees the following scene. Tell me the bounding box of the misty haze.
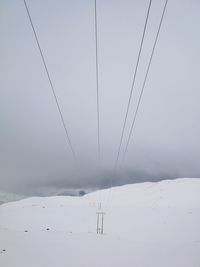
[0,0,200,267]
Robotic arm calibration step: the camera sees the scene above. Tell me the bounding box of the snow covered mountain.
[0,178,200,267]
[0,192,26,205]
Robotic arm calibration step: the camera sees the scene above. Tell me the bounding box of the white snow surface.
[0,178,200,267]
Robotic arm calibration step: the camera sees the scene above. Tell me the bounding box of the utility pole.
[96,211,105,234]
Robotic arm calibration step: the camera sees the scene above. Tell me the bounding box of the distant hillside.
[0,192,26,205]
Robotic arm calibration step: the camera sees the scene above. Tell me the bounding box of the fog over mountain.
[0,0,200,196]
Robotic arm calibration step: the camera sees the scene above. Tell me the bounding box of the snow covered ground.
[0,178,200,267]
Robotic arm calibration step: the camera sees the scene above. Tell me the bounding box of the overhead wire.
[23,0,169,211]
[23,0,76,161]
[94,0,100,161]
[104,0,153,211]
[114,0,152,171]
[121,0,169,164]
[94,0,103,209]
[106,0,169,211]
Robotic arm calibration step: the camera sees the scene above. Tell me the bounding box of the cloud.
[0,0,200,196]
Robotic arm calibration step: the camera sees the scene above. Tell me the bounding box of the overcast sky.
[0,0,200,196]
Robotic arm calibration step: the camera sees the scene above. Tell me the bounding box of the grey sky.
[0,0,200,196]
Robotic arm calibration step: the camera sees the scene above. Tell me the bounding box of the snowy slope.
[0,192,26,205]
[0,178,200,267]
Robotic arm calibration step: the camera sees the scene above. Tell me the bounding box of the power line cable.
[23,0,76,160]
[106,0,168,211]
[121,0,169,164]
[94,0,100,160]
[114,0,152,170]
[105,1,152,211]
[94,0,103,209]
